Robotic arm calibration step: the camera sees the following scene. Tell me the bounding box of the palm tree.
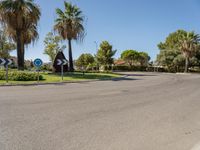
[0,0,40,70]
[178,32,200,73]
[54,2,85,72]
[8,23,39,51]
[0,26,16,58]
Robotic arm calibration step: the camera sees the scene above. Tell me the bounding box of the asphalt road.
[0,72,200,150]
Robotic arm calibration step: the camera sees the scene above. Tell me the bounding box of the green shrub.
[0,71,44,81]
[113,65,148,71]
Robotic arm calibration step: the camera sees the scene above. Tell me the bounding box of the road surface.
[0,72,200,150]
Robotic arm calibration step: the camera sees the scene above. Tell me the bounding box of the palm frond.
[54,1,85,42]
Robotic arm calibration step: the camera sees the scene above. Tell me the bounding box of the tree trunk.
[16,30,24,70]
[68,39,74,72]
[184,56,189,73]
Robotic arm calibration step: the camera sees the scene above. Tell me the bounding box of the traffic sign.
[33,58,43,68]
[0,58,13,66]
[33,58,43,84]
[57,59,67,66]
[0,58,13,83]
[57,59,68,81]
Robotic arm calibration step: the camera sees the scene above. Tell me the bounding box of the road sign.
[33,58,43,68]
[57,59,68,66]
[57,59,68,81]
[33,58,43,84]
[0,58,13,83]
[53,51,68,72]
[0,58,13,66]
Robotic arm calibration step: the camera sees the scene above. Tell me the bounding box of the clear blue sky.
[11,0,200,62]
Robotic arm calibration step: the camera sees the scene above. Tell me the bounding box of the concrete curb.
[176,73,192,75]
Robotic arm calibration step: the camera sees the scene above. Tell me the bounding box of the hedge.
[0,71,44,81]
[113,65,148,71]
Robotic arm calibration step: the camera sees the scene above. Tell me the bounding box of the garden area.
[0,70,121,85]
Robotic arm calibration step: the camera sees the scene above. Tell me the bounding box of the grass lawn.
[0,72,121,85]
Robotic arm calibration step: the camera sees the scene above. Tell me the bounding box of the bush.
[0,71,44,81]
[40,64,53,71]
[189,67,200,73]
[113,65,148,71]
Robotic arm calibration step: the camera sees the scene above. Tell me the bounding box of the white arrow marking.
[63,59,67,65]
[57,59,62,65]
[0,58,6,65]
[7,59,12,65]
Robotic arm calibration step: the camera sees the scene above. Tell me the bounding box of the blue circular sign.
[33,58,43,67]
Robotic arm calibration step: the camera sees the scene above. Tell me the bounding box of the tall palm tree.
[54,2,85,72]
[8,23,39,51]
[178,32,200,73]
[0,26,16,58]
[0,0,40,70]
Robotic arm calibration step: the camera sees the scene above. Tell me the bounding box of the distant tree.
[0,0,41,70]
[178,32,200,72]
[76,53,94,70]
[156,49,181,72]
[158,30,187,50]
[138,52,150,66]
[0,28,15,58]
[54,2,85,72]
[44,32,66,63]
[121,50,139,67]
[96,41,117,70]
[195,49,200,66]
[157,30,200,72]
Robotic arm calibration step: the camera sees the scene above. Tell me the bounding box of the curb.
[175,73,192,75]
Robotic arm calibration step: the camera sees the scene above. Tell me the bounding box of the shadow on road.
[117,73,157,77]
[129,74,157,77]
[110,77,139,82]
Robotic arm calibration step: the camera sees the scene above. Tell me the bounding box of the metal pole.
[61,65,63,81]
[6,65,8,83]
[37,69,39,84]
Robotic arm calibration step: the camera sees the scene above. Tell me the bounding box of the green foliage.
[157,49,181,71]
[178,32,200,72]
[44,32,66,62]
[113,65,147,71]
[158,30,187,50]
[196,49,200,61]
[54,2,85,41]
[157,30,200,72]
[121,50,150,67]
[40,63,53,71]
[121,50,139,67]
[0,0,41,70]
[54,2,85,71]
[173,54,185,67]
[76,53,95,70]
[0,71,43,81]
[0,27,16,58]
[96,41,117,70]
[138,52,151,66]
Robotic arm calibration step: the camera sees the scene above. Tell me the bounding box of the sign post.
[57,59,67,81]
[6,65,8,83]
[0,58,13,83]
[61,65,64,81]
[33,58,43,83]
